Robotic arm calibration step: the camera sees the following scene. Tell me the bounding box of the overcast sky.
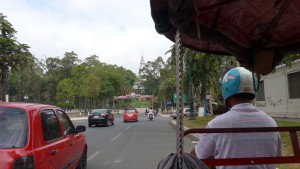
[0,0,174,74]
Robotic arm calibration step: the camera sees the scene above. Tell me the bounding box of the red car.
[0,102,87,169]
[123,108,138,122]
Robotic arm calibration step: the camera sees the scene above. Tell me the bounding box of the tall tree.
[140,56,165,96]
[0,13,33,101]
[61,51,80,78]
[9,58,44,102]
[83,55,102,67]
[70,65,88,108]
[166,44,238,105]
[56,78,74,109]
[43,57,62,104]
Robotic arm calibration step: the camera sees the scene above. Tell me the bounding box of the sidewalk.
[170,119,202,140]
[158,112,171,117]
[158,112,202,140]
[70,116,88,120]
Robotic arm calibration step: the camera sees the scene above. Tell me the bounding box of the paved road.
[72,112,195,169]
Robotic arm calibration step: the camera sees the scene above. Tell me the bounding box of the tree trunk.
[1,65,9,102]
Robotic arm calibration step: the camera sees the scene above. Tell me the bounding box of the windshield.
[0,107,28,148]
[125,109,136,113]
[91,109,107,115]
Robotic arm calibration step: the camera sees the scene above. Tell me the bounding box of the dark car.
[212,104,229,115]
[0,102,87,169]
[88,109,114,127]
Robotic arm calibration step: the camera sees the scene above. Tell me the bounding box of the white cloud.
[0,0,174,74]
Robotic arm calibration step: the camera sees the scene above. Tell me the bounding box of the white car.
[169,107,190,119]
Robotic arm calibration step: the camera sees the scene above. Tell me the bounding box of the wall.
[256,59,300,118]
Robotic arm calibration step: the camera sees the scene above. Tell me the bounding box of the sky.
[0,0,174,74]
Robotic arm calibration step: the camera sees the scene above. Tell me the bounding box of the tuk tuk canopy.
[150,0,300,75]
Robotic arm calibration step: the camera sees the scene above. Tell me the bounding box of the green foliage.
[130,100,151,108]
[165,44,237,104]
[281,54,300,68]
[158,77,176,102]
[0,13,34,100]
[140,56,165,96]
[56,79,75,101]
[9,58,44,102]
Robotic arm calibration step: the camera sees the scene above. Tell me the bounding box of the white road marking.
[87,151,100,162]
[113,158,122,163]
[125,126,131,131]
[192,141,199,144]
[111,133,122,142]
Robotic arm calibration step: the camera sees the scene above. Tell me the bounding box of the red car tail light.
[13,156,34,169]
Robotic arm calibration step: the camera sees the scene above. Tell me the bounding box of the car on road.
[169,107,189,119]
[88,109,114,127]
[0,102,87,169]
[124,108,138,122]
[211,104,229,115]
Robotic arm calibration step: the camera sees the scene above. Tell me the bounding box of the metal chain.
[175,29,184,169]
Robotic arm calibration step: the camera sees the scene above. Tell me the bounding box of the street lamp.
[188,50,195,120]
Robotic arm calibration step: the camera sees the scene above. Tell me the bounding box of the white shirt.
[195,103,282,169]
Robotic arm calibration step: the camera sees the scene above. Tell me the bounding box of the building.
[132,56,146,94]
[138,55,146,77]
[256,59,300,118]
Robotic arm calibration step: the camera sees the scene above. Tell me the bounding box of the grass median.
[183,115,300,169]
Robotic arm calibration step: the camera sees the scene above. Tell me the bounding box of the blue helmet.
[222,67,258,100]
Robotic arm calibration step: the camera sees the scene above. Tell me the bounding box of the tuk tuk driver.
[191,67,282,169]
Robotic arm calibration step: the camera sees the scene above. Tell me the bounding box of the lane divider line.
[125,126,131,131]
[87,151,100,162]
[111,133,122,142]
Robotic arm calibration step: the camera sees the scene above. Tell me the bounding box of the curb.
[70,117,88,120]
[158,112,171,117]
[171,119,202,141]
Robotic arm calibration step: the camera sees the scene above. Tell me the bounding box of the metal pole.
[203,97,207,117]
[175,29,184,169]
[188,50,195,119]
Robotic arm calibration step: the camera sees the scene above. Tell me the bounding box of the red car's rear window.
[0,107,28,148]
[125,109,136,113]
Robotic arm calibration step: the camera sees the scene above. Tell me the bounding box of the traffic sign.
[173,93,186,103]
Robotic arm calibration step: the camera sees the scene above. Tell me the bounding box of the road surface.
[72,112,195,169]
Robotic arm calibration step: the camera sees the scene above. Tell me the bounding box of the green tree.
[61,51,81,78]
[70,65,88,108]
[43,57,62,104]
[0,13,33,101]
[281,54,300,68]
[166,44,237,105]
[9,58,44,102]
[140,56,165,96]
[56,78,75,109]
[83,55,102,67]
[82,73,101,108]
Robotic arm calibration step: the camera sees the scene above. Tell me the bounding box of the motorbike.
[148,111,154,121]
